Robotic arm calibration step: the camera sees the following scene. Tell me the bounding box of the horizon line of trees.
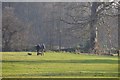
[2,2,119,54]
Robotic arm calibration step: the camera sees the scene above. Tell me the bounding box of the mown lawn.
[1,51,119,78]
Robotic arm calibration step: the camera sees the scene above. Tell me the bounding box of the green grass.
[1,51,119,78]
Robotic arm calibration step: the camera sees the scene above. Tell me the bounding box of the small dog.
[28,52,32,55]
[37,52,44,56]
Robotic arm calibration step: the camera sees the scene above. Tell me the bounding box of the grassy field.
[1,51,119,78]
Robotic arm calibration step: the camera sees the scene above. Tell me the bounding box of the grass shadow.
[2,59,118,64]
[4,71,118,77]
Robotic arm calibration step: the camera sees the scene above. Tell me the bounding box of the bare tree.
[2,7,29,51]
[58,2,118,53]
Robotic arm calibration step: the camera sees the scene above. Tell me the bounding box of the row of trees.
[2,2,119,53]
[2,7,31,51]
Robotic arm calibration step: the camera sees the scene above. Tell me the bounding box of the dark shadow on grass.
[2,59,118,64]
[5,72,118,77]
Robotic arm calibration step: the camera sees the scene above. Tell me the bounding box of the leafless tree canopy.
[2,2,119,53]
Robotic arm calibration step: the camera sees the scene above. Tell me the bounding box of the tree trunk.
[118,1,120,56]
[89,2,99,53]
